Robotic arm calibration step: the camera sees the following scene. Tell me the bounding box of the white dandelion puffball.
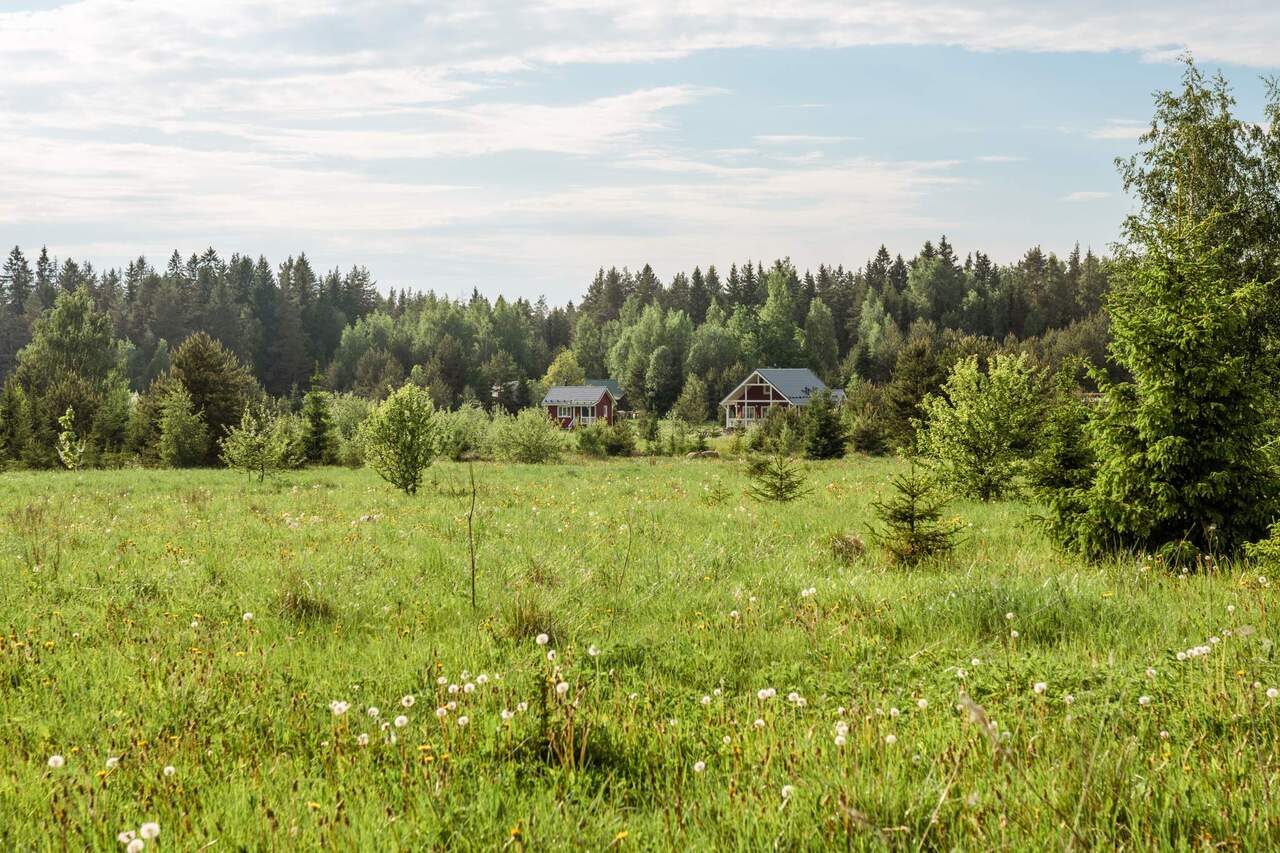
[105,756,120,769]
[1159,730,1169,739]
[889,707,900,718]
[546,651,556,662]
[729,610,739,619]
[1005,612,1015,620]
[329,700,350,716]
[834,735,847,747]
[163,765,176,777]
[1010,630,1019,639]
[356,733,369,746]
[446,701,457,711]
[1227,604,1236,613]
[917,698,928,710]
[956,669,967,679]
[476,674,489,685]
[190,620,200,629]
[535,633,549,646]
[781,784,795,799]
[588,645,600,657]
[693,760,706,773]
[140,822,160,840]
[1033,682,1047,694]
[722,735,732,745]
[447,684,460,694]
[436,676,447,686]
[555,681,569,696]
[701,695,711,706]
[754,718,766,729]
[516,702,529,713]
[127,839,145,853]
[501,709,514,721]
[1146,667,1157,679]
[242,612,253,622]
[367,706,379,718]
[435,707,448,719]
[456,715,469,728]
[1064,694,1075,705]
[1176,651,1187,661]
[1267,687,1278,700]
[47,755,65,769]
[884,734,897,745]
[401,695,415,708]
[971,658,981,667]
[118,831,137,844]
[1138,695,1152,706]
[394,715,408,728]
[463,682,476,693]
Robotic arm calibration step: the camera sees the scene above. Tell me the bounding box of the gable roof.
[585,378,623,399]
[541,385,611,406]
[719,368,844,407]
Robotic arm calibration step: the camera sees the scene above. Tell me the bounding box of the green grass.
[1,457,1277,849]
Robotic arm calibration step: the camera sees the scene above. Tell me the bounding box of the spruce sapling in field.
[868,458,961,565]
[802,389,847,459]
[300,371,337,464]
[746,452,811,503]
[359,382,438,494]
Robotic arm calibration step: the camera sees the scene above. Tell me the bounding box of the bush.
[329,393,372,467]
[670,376,710,424]
[577,420,635,458]
[220,408,302,482]
[743,406,804,456]
[802,390,847,459]
[435,402,492,461]
[918,353,1046,500]
[491,408,563,464]
[360,383,438,495]
[868,459,961,566]
[156,385,209,468]
[845,380,892,455]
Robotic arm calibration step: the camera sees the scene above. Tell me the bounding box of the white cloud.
[754,134,858,145]
[1062,191,1112,202]
[1088,120,1148,140]
[976,154,1027,163]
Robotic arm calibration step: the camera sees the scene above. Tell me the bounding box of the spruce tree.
[802,390,847,460]
[301,371,336,464]
[869,459,961,566]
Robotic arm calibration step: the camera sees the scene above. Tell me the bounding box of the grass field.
[2,457,1278,849]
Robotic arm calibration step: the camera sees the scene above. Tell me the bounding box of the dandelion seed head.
[356,733,369,746]
[242,612,253,622]
[329,700,350,716]
[457,715,469,727]
[435,707,448,719]
[1033,682,1047,694]
[1138,695,1152,706]
[588,645,600,657]
[1064,694,1075,705]
[394,715,408,728]
[781,784,795,799]
[140,822,160,840]
[163,765,175,777]
[126,839,145,853]
[401,695,415,708]
[884,734,897,745]
[1267,688,1278,700]
[367,706,379,718]
[535,633,549,645]
[917,698,928,710]
[47,754,65,769]
[754,718,765,729]
[701,695,711,706]
[555,681,569,696]
[834,735,846,746]
[693,760,706,773]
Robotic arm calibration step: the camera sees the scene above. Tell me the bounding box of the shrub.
[746,452,810,503]
[802,390,847,459]
[168,332,255,464]
[868,459,961,565]
[435,402,492,461]
[577,420,635,458]
[918,353,1046,500]
[360,383,439,495]
[670,375,710,424]
[492,408,562,464]
[845,379,891,455]
[157,385,209,468]
[329,393,372,467]
[743,406,803,456]
[221,408,301,482]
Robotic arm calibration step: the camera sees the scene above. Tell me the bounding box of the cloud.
[1088,120,1148,140]
[1062,191,1112,202]
[754,134,858,145]
[976,154,1026,163]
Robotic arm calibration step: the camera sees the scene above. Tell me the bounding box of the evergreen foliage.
[868,459,961,565]
[300,374,337,464]
[746,452,811,503]
[802,390,847,460]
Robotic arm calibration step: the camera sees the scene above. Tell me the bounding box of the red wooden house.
[719,368,843,429]
[541,385,619,429]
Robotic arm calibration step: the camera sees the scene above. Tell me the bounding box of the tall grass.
[0,458,1276,848]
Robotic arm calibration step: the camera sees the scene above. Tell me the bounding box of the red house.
[541,385,618,429]
[719,368,844,429]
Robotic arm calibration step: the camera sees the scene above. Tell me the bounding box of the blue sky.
[1,1,1277,302]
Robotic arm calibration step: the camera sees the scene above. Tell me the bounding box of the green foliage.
[492,408,563,464]
[743,406,803,456]
[669,375,710,424]
[0,380,37,467]
[541,350,586,387]
[745,452,810,503]
[220,408,301,483]
[169,332,256,464]
[881,337,945,449]
[55,406,85,470]
[157,385,209,468]
[803,299,839,378]
[868,459,961,565]
[843,378,891,455]
[576,419,635,458]
[300,382,337,465]
[359,383,439,494]
[435,401,492,461]
[918,353,1046,501]
[801,390,846,460]
[1027,367,1095,546]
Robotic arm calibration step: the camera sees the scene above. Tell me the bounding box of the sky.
[1,1,1278,303]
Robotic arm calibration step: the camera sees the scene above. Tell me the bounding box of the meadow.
[1,456,1277,850]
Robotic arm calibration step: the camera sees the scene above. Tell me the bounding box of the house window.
[557,405,570,417]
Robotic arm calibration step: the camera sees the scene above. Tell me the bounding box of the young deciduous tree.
[359,382,438,494]
[220,408,299,483]
[918,353,1045,500]
[157,385,209,468]
[670,374,710,424]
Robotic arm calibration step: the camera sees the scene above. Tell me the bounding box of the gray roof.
[722,368,845,406]
[585,378,624,399]
[542,385,610,406]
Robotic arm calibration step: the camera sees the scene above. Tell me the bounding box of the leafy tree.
[435,401,491,461]
[803,299,838,378]
[359,383,438,494]
[542,348,586,387]
[491,407,562,464]
[577,420,635,457]
[869,459,961,566]
[157,385,209,468]
[802,390,847,460]
[220,407,298,483]
[645,344,682,413]
[0,380,36,466]
[918,353,1046,500]
[56,406,85,470]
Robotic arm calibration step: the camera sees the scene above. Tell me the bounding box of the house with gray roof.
[718,368,844,430]
[541,384,619,429]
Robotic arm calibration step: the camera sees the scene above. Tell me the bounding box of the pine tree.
[2,246,33,313]
[169,331,256,462]
[802,390,847,460]
[746,452,811,503]
[300,371,336,464]
[882,338,945,449]
[869,459,961,565]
